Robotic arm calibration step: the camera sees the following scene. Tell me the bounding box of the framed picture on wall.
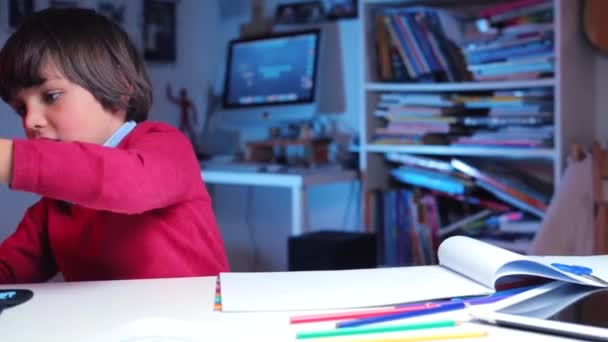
[97,0,126,25]
[275,1,324,25]
[50,0,78,9]
[324,0,358,21]
[9,0,34,29]
[143,0,176,63]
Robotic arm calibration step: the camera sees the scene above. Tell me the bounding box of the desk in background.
[201,163,359,236]
[0,277,581,342]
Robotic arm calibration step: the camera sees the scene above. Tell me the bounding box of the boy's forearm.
[0,139,13,184]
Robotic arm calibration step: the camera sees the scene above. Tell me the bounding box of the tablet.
[470,283,608,341]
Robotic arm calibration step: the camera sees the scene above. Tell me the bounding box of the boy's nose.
[23,109,47,134]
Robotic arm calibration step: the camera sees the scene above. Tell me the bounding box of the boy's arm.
[0,200,57,284]
[9,125,205,214]
[0,138,13,184]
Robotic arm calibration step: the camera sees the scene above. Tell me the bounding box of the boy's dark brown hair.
[0,8,152,122]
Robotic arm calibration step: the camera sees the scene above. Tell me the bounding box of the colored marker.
[291,303,438,324]
[297,319,458,339]
[337,301,467,328]
[342,330,487,342]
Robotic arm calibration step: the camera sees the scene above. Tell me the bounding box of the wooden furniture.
[356,0,597,251]
[246,138,332,167]
[571,142,608,254]
[582,0,608,52]
[592,142,608,253]
[570,142,608,325]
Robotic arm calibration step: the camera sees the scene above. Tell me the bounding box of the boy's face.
[9,61,126,144]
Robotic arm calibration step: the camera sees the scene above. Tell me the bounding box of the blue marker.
[552,263,608,285]
[337,301,466,328]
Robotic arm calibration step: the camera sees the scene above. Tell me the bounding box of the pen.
[336,330,488,342]
[337,301,467,328]
[292,285,537,326]
[291,303,438,324]
[450,284,537,305]
[296,319,458,339]
[551,263,608,285]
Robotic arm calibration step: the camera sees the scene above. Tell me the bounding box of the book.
[374,13,393,81]
[490,219,541,234]
[217,236,608,312]
[450,159,548,218]
[469,282,608,341]
[385,152,454,173]
[485,281,606,320]
[391,166,472,195]
[479,0,549,18]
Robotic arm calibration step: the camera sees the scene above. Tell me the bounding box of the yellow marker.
[344,330,487,342]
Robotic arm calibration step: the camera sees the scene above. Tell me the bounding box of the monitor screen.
[222,30,320,109]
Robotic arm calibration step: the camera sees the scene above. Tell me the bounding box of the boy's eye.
[42,91,61,103]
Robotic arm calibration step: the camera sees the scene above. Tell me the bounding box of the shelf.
[364,144,555,159]
[364,0,471,4]
[365,78,555,92]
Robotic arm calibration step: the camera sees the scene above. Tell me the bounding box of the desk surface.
[201,164,358,187]
[0,277,582,342]
[200,164,359,235]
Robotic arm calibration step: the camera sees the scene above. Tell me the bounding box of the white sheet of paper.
[219,265,491,312]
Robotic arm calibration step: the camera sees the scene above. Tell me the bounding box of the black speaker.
[288,230,377,271]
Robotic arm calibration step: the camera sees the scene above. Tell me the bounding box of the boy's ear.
[120,83,134,111]
[111,106,128,122]
[121,94,130,108]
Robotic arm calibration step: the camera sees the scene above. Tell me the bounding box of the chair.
[572,142,608,254]
[571,143,608,324]
[531,144,600,255]
[592,142,608,253]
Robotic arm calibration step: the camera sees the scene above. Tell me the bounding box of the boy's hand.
[0,139,13,184]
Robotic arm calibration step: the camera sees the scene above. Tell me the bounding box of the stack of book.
[372,7,470,82]
[372,87,553,147]
[367,153,550,264]
[462,0,554,81]
[372,0,554,83]
[372,93,477,145]
[451,87,554,148]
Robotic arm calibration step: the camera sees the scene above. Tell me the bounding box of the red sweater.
[0,121,229,283]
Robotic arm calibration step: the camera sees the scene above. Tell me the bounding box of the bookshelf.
[357,0,597,263]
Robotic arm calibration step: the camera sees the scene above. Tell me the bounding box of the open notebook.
[219,236,608,312]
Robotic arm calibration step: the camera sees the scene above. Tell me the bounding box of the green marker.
[296,319,459,339]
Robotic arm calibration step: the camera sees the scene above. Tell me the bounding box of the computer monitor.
[220,29,321,124]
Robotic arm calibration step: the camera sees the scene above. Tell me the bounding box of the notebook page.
[219,265,491,312]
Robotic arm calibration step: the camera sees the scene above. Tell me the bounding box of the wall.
[0,1,224,236]
[210,0,362,272]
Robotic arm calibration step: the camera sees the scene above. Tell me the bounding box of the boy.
[0,8,229,283]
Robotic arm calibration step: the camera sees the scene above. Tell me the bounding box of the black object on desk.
[0,289,33,313]
[288,230,377,271]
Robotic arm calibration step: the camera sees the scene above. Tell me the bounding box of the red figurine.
[166,83,199,147]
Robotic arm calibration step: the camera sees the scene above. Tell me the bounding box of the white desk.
[0,277,581,342]
[201,166,358,235]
